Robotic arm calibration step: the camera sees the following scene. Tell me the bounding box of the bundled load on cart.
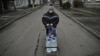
[45,25,58,56]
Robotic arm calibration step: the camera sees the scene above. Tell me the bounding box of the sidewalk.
[56,6,100,39]
[0,6,42,30]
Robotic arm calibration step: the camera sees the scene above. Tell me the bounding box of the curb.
[56,7,100,40]
[73,8,99,16]
[0,6,43,30]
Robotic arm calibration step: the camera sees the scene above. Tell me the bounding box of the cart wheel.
[56,51,59,56]
[45,48,47,56]
[45,52,47,56]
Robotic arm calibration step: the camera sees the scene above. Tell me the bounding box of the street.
[0,6,100,56]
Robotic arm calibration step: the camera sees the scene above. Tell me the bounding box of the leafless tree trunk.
[28,0,32,7]
[59,0,62,7]
[33,0,35,7]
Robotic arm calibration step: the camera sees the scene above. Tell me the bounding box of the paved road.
[0,6,100,56]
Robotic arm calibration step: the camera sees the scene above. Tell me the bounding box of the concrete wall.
[15,0,28,8]
[84,3,100,8]
[62,0,68,3]
[15,0,34,8]
[34,0,40,5]
[34,0,44,5]
[83,0,100,3]
[83,0,100,8]
[0,0,16,12]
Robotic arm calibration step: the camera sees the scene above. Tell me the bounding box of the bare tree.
[28,0,32,7]
[51,0,55,4]
[32,0,35,7]
[59,0,62,7]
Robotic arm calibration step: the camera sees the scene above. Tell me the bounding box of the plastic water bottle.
[46,36,52,53]
[46,48,52,53]
[46,36,51,47]
[51,36,57,52]
[52,37,57,47]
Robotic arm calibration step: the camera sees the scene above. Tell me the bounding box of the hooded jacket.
[42,11,59,28]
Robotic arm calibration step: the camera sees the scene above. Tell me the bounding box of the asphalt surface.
[0,6,100,56]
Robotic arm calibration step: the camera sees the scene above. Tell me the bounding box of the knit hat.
[48,6,54,11]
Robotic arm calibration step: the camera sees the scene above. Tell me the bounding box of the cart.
[45,25,58,56]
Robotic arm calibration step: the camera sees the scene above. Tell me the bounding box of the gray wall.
[84,3,100,8]
[83,0,100,8]
[15,0,34,8]
[84,0,95,3]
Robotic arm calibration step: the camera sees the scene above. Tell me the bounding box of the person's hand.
[50,23,53,26]
[46,24,49,26]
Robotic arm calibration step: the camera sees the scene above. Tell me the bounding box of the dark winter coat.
[42,12,59,28]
